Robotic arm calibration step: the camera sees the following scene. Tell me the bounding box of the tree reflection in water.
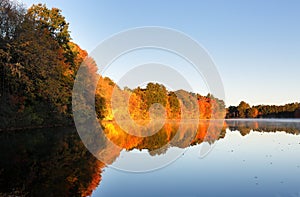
[0,119,299,196]
[0,128,104,197]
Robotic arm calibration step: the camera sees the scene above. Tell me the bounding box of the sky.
[20,0,300,106]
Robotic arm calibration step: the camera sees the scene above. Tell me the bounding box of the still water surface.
[1,119,300,197]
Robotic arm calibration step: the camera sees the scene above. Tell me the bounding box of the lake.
[1,119,300,197]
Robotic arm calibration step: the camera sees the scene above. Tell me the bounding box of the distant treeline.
[226,101,300,119]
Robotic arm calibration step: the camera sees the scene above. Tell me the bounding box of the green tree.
[27,4,70,47]
[144,83,167,109]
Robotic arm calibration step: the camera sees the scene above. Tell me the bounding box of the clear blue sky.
[21,0,300,106]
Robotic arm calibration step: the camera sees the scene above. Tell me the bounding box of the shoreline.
[0,123,75,132]
[2,118,300,132]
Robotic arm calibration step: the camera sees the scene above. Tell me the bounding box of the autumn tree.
[247,107,259,118]
[237,101,250,118]
[0,0,25,97]
[197,95,211,119]
[0,1,92,128]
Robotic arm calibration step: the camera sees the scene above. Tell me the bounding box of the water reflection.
[0,128,104,196]
[226,119,300,136]
[101,120,226,154]
[0,119,300,196]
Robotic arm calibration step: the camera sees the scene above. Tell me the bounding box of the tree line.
[226,101,300,119]
[1,0,298,130]
[0,0,227,130]
[97,80,226,122]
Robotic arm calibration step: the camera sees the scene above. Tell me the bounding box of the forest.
[0,0,299,130]
[226,101,300,119]
[0,0,88,129]
[0,0,226,130]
